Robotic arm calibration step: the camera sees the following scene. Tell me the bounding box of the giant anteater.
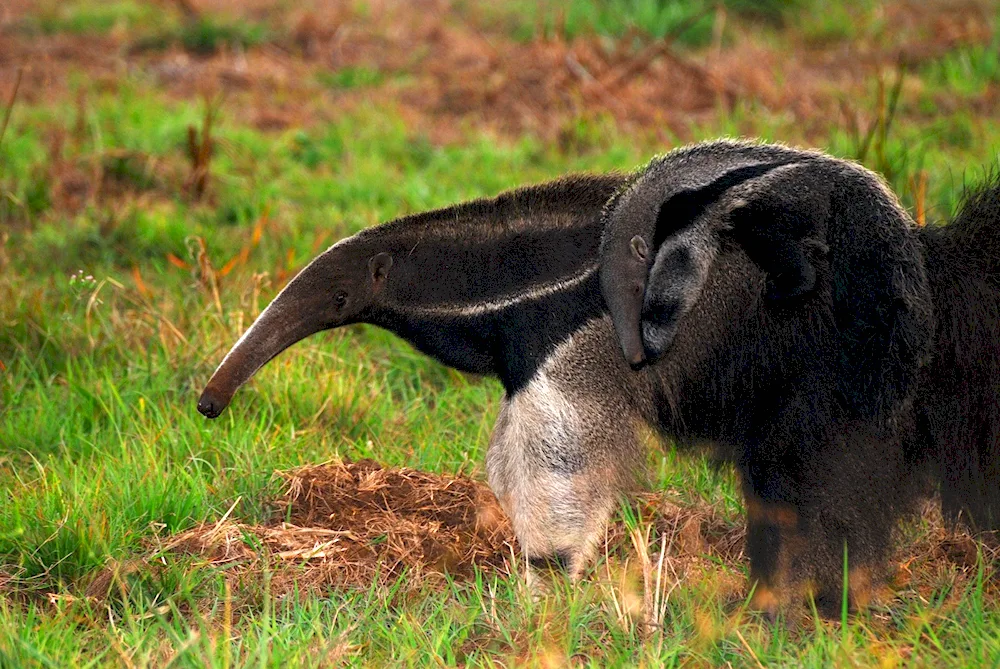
[197,139,1000,617]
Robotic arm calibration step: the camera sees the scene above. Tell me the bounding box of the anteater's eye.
[334,291,348,309]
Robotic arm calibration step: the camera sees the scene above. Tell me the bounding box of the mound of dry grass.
[133,460,518,596]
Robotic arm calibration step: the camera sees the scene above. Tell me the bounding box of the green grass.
[471,0,898,46]
[471,0,806,45]
[792,0,881,46]
[316,67,388,91]
[173,17,270,56]
[923,40,1000,99]
[17,0,271,56]
[126,16,271,55]
[4,2,1000,666]
[20,0,161,36]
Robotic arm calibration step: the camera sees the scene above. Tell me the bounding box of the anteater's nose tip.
[197,390,223,419]
[623,344,647,370]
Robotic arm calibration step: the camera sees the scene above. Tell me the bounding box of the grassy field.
[3,0,1000,665]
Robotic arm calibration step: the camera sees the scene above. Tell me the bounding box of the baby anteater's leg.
[486,368,641,583]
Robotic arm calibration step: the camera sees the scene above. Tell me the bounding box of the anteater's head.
[197,240,392,418]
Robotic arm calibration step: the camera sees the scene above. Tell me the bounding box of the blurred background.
[2,0,997,226]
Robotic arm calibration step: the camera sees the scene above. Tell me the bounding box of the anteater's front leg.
[486,369,641,582]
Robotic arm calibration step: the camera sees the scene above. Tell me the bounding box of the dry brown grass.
[82,460,520,603]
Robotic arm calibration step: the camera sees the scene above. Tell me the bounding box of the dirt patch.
[150,460,520,593]
[77,461,742,603]
[270,459,515,582]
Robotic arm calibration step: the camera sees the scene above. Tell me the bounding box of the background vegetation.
[2,0,1000,665]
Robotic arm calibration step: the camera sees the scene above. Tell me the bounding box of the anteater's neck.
[360,175,623,394]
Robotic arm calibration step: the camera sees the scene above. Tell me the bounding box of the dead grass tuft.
[115,460,750,609]
[887,501,1000,604]
[271,459,517,582]
[141,460,520,597]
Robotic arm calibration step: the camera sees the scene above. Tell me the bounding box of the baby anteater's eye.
[334,291,348,309]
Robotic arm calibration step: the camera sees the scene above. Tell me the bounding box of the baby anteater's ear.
[722,162,833,300]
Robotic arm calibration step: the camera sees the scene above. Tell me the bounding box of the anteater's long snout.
[197,298,330,418]
[196,252,341,419]
[603,277,649,370]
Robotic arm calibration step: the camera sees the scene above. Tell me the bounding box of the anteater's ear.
[368,252,393,288]
[722,163,832,300]
[630,235,649,261]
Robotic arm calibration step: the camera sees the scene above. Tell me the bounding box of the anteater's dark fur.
[918,179,1000,533]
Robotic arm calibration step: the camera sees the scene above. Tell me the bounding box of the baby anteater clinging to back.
[199,139,1000,619]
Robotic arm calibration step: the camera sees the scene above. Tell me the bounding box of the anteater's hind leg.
[740,429,923,619]
[486,368,642,584]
